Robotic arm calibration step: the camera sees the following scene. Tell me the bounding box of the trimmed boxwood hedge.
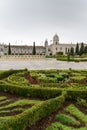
[67,89,87,100]
[1,69,87,129]
[0,91,66,130]
[7,72,29,86]
[0,69,28,80]
[0,81,62,99]
[0,80,87,100]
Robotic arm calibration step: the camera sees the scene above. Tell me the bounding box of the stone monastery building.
[0,34,86,56]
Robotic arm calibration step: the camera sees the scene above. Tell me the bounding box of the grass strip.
[65,104,87,125]
[0,96,7,101]
[0,99,41,110]
[46,122,87,130]
[55,114,80,126]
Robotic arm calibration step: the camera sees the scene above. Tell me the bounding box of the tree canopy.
[32,42,36,55]
[8,43,11,55]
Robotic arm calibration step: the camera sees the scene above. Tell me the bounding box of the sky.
[0,0,87,45]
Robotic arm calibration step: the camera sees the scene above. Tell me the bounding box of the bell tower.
[44,39,48,56]
[53,33,59,45]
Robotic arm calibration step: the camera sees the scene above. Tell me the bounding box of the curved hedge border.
[0,69,87,130]
[0,91,66,130]
[7,72,29,86]
[0,81,62,99]
[67,89,87,100]
[0,80,87,100]
[0,69,28,80]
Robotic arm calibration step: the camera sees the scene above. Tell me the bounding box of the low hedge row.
[70,75,86,83]
[67,89,87,100]
[7,73,29,86]
[0,91,66,130]
[57,57,87,62]
[0,80,87,100]
[0,69,28,80]
[0,81,62,99]
[55,114,80,126]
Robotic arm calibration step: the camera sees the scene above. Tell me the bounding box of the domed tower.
[44,39,48,56]
[53,33,59,45]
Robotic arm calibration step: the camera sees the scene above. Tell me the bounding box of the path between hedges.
[0,58,87,70]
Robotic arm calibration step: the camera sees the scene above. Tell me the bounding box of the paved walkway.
[0,58,87,70]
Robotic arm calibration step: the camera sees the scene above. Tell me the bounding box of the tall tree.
[84,46,87,54]
[79,42,84,55]
[8,43,11,55]
[70,47,74,56]
[32,42,36,55]
[75,43,79,55]
[67,49,70,61]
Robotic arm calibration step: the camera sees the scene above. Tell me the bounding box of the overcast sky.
[0,0,87,45]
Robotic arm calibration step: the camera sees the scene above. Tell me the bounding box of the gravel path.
[0,59,87,70]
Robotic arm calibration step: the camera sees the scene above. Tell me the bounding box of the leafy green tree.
[70,47,74,56]
[84,46,87,54]
[8,43,11,55]
[32,42,36,55]
[67,49,70,61]
[75,43,79,55]
[79,42,84,55]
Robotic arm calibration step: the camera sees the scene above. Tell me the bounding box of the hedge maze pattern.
[0,69,87,130]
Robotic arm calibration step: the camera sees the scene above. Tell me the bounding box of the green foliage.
[79,43,84,56]
[0,69,87,129]
[70,75,85,83]
[46,122,87,130]
[32,42,36,55]
[0,96,7,101]
[30,72,39,79]
[0,108,25,114]
[56,52,63,55]
[0,81,62,99]
[84,46,87,54]
[67,89,87,100]
[0,69,27,80]
[67,49,70,61]
[38,76,57,83]
[46,122,71,130]
[0,99,40,111]
[70,47,74,56]
[0,93,66,130]
[7,72,29,86]
[57,75,64,82]
[65,104,87,125]
[0,99,10,106]
[8,43,11,55]
[75,43,79,55]
[55,114,80,126]
[77,98,87,107]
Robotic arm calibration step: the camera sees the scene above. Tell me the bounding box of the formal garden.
[0,69,87,130]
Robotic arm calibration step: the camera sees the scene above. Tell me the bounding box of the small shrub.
[70,75,85,83]
[77,98,87,107]
[55,114,80,126]
[65,104,87,125]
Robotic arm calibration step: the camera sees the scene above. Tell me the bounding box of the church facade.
[0,34,86,56]
[45,34,86,56]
